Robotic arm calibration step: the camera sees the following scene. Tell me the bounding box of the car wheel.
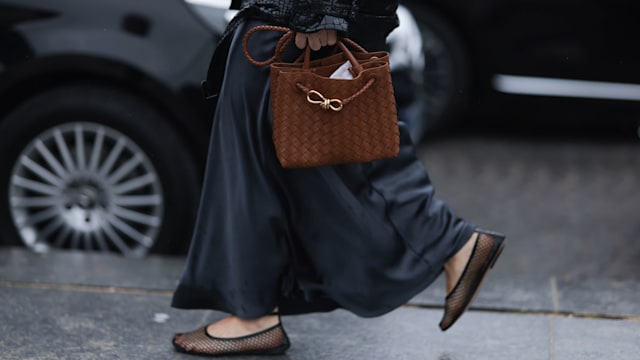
[0,85,200,256]
[407,4,471,133]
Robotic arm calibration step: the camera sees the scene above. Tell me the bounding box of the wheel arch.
[0,54,212,172]
[401,1,485,97]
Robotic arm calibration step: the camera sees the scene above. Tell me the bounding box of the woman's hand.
[295,29,338,51]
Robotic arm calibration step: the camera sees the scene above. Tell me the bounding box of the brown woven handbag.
[243,26,399,168]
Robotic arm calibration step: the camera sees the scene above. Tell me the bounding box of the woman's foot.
[444,232,478,294]
[439,229,505,331]
[172,313,290,356]
[205,314,279,338]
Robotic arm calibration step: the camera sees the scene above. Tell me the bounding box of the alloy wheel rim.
[9,122,164,257]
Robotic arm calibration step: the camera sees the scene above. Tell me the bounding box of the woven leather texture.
[265,34,399,167]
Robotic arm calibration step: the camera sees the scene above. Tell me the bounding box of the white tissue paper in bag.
[330,60,354,79]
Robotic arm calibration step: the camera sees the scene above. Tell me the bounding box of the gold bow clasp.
[307,90,343,111]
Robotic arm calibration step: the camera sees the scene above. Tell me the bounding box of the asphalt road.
[417,133,640,281]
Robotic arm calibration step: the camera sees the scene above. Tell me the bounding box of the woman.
[171,0,505,356]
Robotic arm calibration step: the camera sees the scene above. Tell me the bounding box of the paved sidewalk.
[1,248,638,359]
[3,129,640,359]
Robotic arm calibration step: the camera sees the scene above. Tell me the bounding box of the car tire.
[406,3,471,134]
[0,85,200,256]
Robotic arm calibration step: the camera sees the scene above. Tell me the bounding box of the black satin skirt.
[171,19,476,319]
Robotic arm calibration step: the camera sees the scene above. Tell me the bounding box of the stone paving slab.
[0,286,196,360]
[0,247,183,290]
[2,249,640,359]
[280,308,550,360]
[0,284,553,360]
[414,270,555,313]
[552,316,640,360]
[555,277,640,317]
[4,283,640,360]
[2,247,639,318]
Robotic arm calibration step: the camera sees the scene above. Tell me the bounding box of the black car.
[0,0,230,256]
[402,0,640,133]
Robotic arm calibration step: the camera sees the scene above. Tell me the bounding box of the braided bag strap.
[242,25,292,66]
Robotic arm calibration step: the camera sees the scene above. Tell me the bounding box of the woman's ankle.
[444,232,478,293]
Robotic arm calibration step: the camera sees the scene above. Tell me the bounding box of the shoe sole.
[173,342,290,357]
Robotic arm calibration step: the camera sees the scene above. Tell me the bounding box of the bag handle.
[242,25,378,112]
[242,25,368,74]
[242,25,293,66]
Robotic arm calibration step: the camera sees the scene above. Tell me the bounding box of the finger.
[295,33,307,49]
[318,30,329,47]
[308,34,321,51]
[327,30,337,46]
